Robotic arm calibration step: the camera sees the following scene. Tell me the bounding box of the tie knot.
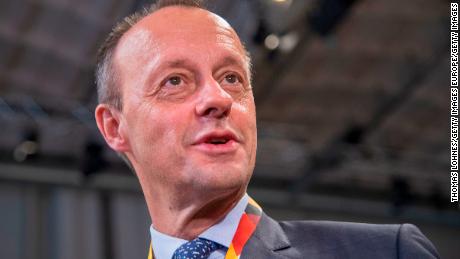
[172,237,224,259]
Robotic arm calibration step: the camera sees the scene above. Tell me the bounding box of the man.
[94,0,440,258]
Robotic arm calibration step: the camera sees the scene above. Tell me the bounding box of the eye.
[155,72,195,100]
[166,76,182,86]
[223,73,241,85]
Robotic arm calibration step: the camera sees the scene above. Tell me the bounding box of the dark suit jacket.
[242,213,440,259]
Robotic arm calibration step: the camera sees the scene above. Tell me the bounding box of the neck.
[145,185,245,240]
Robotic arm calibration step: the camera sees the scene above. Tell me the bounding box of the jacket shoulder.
[276,220,439,259]
[280,220,400,241]
[279,220,399,257]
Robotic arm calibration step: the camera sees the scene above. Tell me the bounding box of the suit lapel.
[241,213,291,259]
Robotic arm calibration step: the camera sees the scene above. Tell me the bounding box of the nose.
[195,77,233,119]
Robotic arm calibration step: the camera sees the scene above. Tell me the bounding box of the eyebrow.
[163,56,246,70]
[145,59,197,86]
[215,56,247,71]
[162,59,196,70]
[160,56,249,76]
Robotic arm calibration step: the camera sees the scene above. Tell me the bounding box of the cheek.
[236,91,255,113]
[125,106,166,154]
[131,105,190,152]
[235,96,257,129]
[233,100,257,150]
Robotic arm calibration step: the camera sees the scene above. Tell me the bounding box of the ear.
[95,104,130,152]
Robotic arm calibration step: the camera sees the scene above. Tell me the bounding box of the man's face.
[114,7,257,194]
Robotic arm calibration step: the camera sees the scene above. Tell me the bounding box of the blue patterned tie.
[172,237,224,259]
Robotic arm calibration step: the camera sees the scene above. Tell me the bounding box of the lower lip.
[192,139,239,154]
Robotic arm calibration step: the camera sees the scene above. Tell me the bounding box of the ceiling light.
[279,31,299,52]
[264,34,280,50]
[272,0,293,7]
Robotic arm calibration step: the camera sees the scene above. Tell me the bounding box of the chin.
[193,165,251,192]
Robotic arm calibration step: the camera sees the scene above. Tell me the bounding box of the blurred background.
[0,0,457,258]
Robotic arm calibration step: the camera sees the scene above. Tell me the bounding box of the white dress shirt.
[150,194,249,259]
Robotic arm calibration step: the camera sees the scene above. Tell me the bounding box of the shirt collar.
[149,193,249,259]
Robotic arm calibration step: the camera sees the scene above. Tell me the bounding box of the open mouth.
[192,131,239,153]
[206,137,231,145]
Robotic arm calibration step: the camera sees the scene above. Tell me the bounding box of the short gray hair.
[95,0,205,110]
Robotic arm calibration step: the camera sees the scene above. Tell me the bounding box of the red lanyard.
[148,197,262,259]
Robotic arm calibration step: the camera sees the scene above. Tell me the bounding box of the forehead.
[115,6,247,68]
[136,6,236,40]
